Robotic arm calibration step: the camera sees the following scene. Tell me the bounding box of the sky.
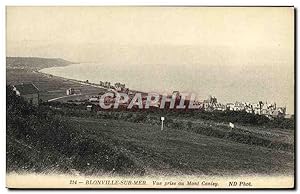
[6,7,295,113]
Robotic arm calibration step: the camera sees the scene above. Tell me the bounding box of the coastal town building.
[114,82,126,92]
[104,82,111,88]
[86,105,93,111]
[226,103,235,111]
[243,103,253,113]
[71,83,289,119]
[66,88,75,95]
[189,94,288,119]
[202,96,218,111]
[233,101,245,111]
[89,96,100,103]
[214,103,226,111]
[99,81,129,91]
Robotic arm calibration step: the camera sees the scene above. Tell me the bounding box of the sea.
[40,62,294,114]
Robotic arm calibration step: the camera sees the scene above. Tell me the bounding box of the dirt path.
[47,93,84,102]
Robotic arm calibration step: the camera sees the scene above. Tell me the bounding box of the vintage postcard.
[6,6,295,189]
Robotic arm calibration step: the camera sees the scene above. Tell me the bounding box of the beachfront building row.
[201,96,287,118]
[99,81,129,93]
[85,91,287,118]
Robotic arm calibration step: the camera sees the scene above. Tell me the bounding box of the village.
[11,79,289,120]
[67,80,289,119]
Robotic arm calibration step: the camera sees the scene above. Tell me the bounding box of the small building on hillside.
[89,96,99,103]
[87,105,93,111]
[12,83,40,105]
[66,88,75,95]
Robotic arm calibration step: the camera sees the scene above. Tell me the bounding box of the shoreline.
[38,66,148,95]
[38,66,108,90]
[36,65,293,116]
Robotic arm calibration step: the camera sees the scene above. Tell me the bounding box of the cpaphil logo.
[98,92,202,110]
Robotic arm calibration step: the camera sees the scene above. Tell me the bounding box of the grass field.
[65,116,294,176]
[6,68,105,102]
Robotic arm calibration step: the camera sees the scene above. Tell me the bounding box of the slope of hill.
[6,57,74,70]
[6,86,139,175]
[6,86,294,176]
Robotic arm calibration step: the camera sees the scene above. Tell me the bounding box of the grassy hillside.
[6,57,74,70]
[45,104,294,152]
[6,86,141,175]
[7,86,294,176]
[63,116,294,176]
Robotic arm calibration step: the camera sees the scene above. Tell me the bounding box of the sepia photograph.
[5,6,295,189]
